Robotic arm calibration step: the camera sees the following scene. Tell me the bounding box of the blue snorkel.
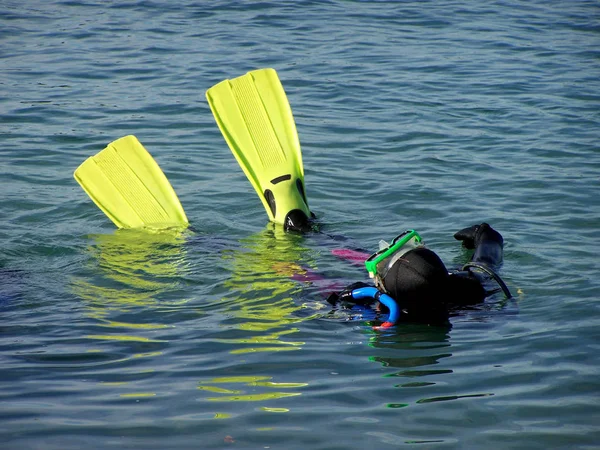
[350,286,400,329]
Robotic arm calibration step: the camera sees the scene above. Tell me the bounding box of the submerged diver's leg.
[454,223,503,268]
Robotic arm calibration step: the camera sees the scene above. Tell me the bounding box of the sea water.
[1,1,599,448]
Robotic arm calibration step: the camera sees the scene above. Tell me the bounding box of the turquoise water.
[2,0,599,448]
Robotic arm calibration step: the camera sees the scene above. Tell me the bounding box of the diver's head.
[382,247,450,323]
[382,247,449,300]
[365,230,449,324]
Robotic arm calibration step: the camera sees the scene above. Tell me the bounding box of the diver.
[203,69,512,328]
[73,69,512,332]
[326,223,512,329]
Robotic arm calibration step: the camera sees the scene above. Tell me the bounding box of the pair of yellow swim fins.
[74,68,312,232]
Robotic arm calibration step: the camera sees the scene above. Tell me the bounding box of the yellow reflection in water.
[207,392,301,402]
[119,392,157,398]
[221,226,317,353]
[198,375,307,403]
[100,321,171,330]
[85,334,167,342]
[202,228,313,406]
[71,228,191,340]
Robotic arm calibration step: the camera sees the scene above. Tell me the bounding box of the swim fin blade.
[74,135,189,229]
[206,68,312,230]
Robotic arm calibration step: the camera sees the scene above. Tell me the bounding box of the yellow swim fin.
[74,135,189,230]
[206,68,312,231]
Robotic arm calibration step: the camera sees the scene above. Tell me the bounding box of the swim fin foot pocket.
[284,209,313,232]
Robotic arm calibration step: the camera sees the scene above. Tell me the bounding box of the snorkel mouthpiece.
[349,286,401,330]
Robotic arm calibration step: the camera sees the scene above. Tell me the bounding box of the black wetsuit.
[328,223,510,326]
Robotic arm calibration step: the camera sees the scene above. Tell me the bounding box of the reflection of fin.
[223,228,312,339]
[206,68,312,231]
[331,249,369,266]
[74,135,188,229]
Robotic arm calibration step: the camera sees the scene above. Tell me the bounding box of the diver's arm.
[454,222,503,268]
[453,223,512,299]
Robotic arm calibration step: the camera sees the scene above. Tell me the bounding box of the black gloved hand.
[454,223,502,249]
[454,224,481,249]
[455,223,504,267]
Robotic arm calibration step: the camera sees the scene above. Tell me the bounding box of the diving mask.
[365,230,423,283]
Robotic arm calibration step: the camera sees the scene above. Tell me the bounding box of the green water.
[1,1,599,449]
